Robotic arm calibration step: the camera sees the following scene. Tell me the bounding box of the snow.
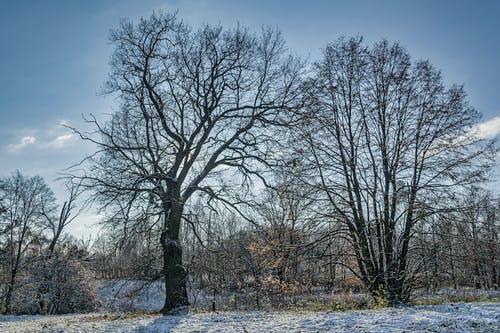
[97,280,214,312]
[98,280,166,312]
[0,302,498,332]
[96,279,500,314]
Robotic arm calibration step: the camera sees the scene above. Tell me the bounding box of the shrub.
[12,257,99,314]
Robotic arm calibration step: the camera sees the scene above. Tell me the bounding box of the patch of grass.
[188,290,500,314]
[80,312,159,322]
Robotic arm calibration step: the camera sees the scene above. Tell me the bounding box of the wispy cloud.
[7,136,37,152]
[47,133,75,148]
[6,120,78,153]
[471,116,500,139]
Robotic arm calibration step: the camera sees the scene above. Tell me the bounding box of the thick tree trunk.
[161,202,189,314]
[161,233,189,313]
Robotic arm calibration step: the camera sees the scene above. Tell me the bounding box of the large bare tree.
[71,13,302,313]
[298,37,493,304]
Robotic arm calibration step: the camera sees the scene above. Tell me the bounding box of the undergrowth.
[186,290,500,314]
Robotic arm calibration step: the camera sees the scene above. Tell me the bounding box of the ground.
[0,301,498,332]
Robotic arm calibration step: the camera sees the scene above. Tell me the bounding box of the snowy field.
[0,302,498,333]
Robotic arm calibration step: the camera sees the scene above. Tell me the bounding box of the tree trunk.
[161,203,189,314]
[449,244,458,289]
[3,269,16,314]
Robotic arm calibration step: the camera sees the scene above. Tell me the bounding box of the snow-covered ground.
[98,280,166,312]
[0,302,498,332]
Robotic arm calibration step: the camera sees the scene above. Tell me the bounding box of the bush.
[11,257,99,314]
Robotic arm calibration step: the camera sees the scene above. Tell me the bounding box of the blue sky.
[1,0,499,237]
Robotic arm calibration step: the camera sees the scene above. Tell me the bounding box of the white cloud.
[7,127,77,152]
[47,133,75,148]
[21,136,36,145]
[7,136,37,152]
[471,116,500,139]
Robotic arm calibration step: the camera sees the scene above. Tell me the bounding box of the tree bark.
[161,201,189,314]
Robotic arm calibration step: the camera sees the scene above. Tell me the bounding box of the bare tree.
[41,181,81,257]
[70,12,303,313]
[253,165,320,286]
[0,171,56,313]
[454,188,499,289]
[298,37,493,304]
